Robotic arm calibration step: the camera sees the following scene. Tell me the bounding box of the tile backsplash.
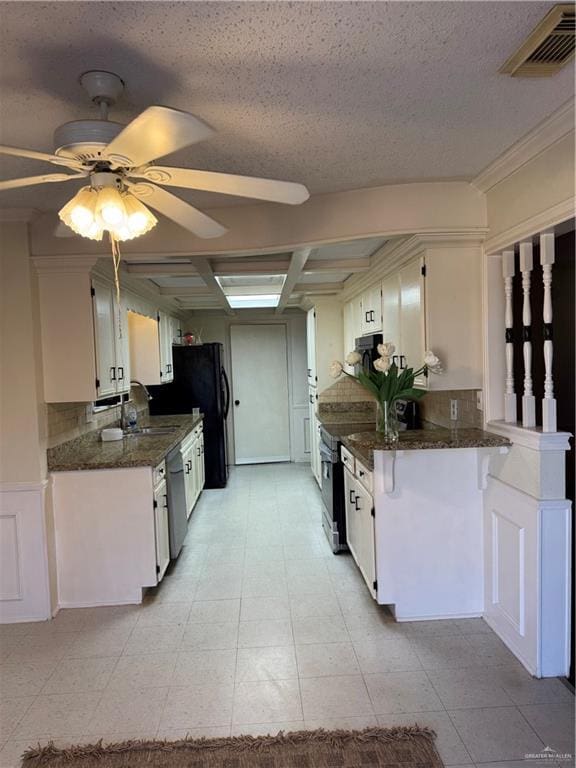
[418,389,482,429]
[46,387,149,448]
[318,379,482,429]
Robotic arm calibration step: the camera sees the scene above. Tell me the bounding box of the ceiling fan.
[0,71,310,240]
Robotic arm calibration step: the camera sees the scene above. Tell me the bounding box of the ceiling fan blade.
[0,172,86,191]
[131,166,310,205]
[103,106,215,167]
[0,145,84,170]
[127,181,226,239]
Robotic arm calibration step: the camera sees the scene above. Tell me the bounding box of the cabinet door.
[170,316,183,346]
[183,444,195,518]
[306,308,317,386]
[198,432,205,490]
[92,280,118,398]
[382,273,400,353]
[368,284,383,332]
[399,258,426,386]
[114,297,130,394]
[343,300,362,371]
[158,312,174,383]
[153,478,170,581]
[353,481,377,597]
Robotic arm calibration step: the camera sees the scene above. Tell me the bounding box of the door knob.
[234,400,240,406]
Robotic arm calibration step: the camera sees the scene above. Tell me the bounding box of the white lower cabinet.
[309,387,321,487]
[153,476,170,581]
[343,455,377,599]
[52,462,174,607]
[182,424,205,518]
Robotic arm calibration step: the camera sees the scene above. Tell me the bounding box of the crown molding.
[473,99,575,193]
[32,255,98,274]
[341,231,487,301]
[0,208,39,223]
[484,197,575,254]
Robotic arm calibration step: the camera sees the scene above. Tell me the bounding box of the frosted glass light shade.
[58,188,157,242]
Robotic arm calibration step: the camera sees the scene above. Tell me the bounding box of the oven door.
[319,442,342,553]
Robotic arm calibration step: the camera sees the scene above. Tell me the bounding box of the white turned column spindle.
[540,231,557,432]
[519,241,535,427]
[502,250,517,423]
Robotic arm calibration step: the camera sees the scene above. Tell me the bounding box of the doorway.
[230,324,291,464]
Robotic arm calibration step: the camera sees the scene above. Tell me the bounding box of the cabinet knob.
[234,400,240,406]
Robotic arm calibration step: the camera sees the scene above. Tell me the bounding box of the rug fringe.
[22,725,438,763]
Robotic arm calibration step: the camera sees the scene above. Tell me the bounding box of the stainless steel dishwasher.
[166,443,188,559]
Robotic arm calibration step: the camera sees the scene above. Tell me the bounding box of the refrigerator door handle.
[221,367,231,420]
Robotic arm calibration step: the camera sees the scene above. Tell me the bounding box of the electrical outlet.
[450,399,458,421]
[476,390,484,411]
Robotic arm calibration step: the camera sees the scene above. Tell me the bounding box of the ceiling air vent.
[500,4,575,77]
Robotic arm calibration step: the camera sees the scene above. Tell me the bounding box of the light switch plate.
[476,390,484,411]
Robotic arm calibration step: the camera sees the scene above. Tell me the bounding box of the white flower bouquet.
[330,343,443,438]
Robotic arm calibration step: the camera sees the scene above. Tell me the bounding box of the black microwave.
[354,334,383,376]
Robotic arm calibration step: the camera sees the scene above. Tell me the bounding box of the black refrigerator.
[149,343,230,488]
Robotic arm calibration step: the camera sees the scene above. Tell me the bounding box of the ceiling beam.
[293,282,344,294]
[276,248,313,314]
[195,258,235,316]
[125,263,199,277]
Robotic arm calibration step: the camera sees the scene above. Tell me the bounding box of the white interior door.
[231,324,290,464]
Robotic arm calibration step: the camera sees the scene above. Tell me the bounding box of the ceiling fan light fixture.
[96,185,127,228]
[123,193,158,238]
[58,186,103,240]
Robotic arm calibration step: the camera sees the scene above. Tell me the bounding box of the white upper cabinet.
[306,298,344,393]
[306,308,317,387]
[345,243,482,391]
[170,316,183,346]
[158,312,174,383]
[37,268,130,403]
[360,285,383,334]
[129,310,179,386]
[343,296,363,368]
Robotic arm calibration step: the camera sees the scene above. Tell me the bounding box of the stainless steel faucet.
[120,380,153,430]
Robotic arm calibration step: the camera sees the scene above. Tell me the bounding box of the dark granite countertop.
[48,414,203,472]
[341,427,510,470]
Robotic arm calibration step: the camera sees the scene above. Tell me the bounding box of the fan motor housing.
[53,120,124,163]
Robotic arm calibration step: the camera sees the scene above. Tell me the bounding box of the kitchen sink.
[123,427,178,437]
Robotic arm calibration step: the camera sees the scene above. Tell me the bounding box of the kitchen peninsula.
[336,424,510,621]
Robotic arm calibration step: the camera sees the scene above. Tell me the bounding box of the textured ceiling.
[0,1,573,213]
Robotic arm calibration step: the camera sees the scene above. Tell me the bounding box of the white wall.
[0,219,52,621]
[189,310,309,463]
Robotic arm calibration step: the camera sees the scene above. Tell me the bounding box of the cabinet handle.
[400,355,406,369]
[201,445,204,455]
[349,489,355,504]
[110,366,116,381]
[163,494,168,509]
[359,470,365,477]
[117,366,124,381]
[197,446,201,456]
[185,461,191,474]
[307,368,311,377]
[392,355,399,366]
[354,494,360,511]
[365,311,370,323]
[370,310,375,322]
[309,394,314,404]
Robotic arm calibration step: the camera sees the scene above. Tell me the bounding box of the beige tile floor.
[0,463,574,767]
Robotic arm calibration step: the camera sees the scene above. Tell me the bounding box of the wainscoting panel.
[0,483,51,623]
[484,474,571,677]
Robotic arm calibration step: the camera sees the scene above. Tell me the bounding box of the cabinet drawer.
[153,460,166,489]
[340,445,355,474]
[355,459,373,494]
[181,431,196,454]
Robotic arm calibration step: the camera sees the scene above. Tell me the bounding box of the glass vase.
[376,400,399,444]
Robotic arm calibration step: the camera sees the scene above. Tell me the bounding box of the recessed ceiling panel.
[300,272,351,284]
